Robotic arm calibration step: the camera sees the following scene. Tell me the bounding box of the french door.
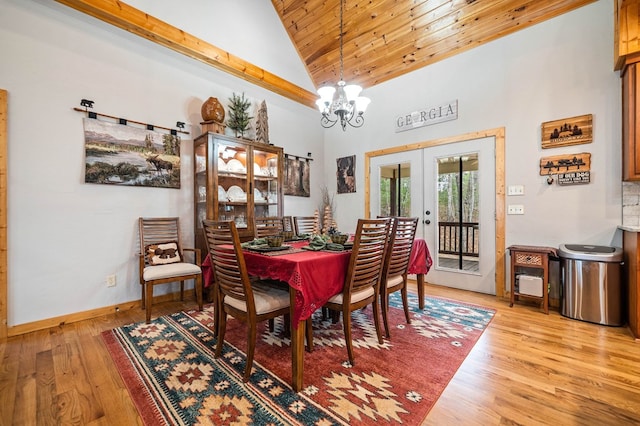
[369,136,497,295]
[423,137,496,294]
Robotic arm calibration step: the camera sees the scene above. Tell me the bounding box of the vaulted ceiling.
[55,0,600,108]
[272,0,597,90]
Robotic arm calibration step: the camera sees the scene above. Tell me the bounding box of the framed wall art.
[337,155,356,194]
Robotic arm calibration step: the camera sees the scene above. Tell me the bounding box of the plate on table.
[247,245,292,252]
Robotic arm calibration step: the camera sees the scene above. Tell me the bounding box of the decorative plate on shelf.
[217,185,227,201]
[254,188,266,203]
[227,185,246,201]
[226,159,245,173]
[254,163,263,176]
[217,158,227,171]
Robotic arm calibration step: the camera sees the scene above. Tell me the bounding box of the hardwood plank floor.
[1,283,638,425]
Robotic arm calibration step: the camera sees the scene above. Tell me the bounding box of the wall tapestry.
[541,114,592,149]
[284,156,310,197]
[83,118,181,188]
[337,155,356,194]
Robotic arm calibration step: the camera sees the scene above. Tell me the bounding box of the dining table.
[202,237,432,392]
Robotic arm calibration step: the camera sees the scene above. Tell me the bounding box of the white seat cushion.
[143,262,201,281]
[328,286,375,305]
[225,283,289,314]
[386,274,404,288]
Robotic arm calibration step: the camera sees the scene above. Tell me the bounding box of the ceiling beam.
[54,0,318,109]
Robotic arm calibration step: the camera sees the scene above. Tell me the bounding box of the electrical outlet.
[507,204,525,215]
[106,274,117,287]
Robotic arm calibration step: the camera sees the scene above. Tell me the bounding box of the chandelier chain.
[339,0,344,82]
[315,0,370,130]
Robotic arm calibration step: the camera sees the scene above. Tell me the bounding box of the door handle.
[425,210,431,215]
[424,219,431,225]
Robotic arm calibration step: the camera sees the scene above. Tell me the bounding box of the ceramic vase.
[201,97,225,123]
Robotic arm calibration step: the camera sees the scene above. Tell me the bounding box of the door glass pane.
[379,163,411,217]
[436,153,479,271]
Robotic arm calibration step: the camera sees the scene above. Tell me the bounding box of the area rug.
[102,294,494,425]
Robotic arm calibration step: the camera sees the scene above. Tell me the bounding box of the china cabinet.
[194,132,283,253]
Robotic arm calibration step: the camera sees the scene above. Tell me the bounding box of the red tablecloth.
[408,238,433,275]
[202,238,432,325]
[203,241,350,324]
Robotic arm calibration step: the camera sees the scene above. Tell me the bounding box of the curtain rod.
[285,153,313,162]
[73,99,189,135]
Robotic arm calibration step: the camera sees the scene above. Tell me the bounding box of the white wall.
[0,0,622,327]
[324,1,621,254]
[0,0,324,327]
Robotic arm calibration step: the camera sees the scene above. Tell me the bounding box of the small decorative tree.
[227,92,253,138]
[255,100,270,144]
[318,185,336,233]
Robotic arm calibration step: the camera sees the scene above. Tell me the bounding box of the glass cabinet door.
[216,140,249,231]
[253,148,280,220]
[194,140,208,237]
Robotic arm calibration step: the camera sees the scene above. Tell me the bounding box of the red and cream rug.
[102,294,494,425]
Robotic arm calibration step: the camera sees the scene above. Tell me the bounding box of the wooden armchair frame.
[138,217,203,323]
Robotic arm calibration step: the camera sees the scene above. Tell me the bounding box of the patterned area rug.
[102,294,494,425]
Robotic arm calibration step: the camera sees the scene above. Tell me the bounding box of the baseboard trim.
[7,292,182,337]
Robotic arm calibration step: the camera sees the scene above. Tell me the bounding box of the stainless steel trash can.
[559,244,624,326]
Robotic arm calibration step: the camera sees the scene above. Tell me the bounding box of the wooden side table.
[508,245,558,314]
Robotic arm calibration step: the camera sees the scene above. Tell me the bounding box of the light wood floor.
[1,283,639,425]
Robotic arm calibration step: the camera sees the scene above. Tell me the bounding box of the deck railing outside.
[438,221,479,257]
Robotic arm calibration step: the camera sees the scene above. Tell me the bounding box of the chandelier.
[316,0,370,131]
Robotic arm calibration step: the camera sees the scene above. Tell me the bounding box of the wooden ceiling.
[272,0,597,90]
[54,0,602,108]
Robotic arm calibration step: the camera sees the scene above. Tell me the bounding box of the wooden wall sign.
[395,99,458,133]
[539,152,591,175]
[541,114,592,148]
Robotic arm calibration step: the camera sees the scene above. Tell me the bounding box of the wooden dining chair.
[138,217,203,323]
[202,219,291,382]
[322,218,391,365]
[254,216,285,238]
[380,217,419,338]
[293,216,318,235]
